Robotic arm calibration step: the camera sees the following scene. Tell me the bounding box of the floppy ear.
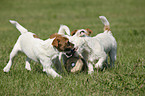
[52,38,60,48]
[86,28,93,35]
[71,30,78,36]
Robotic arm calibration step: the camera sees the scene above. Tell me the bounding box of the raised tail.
[99,16,111,33]
[58,25,70,35]
[9,20,28,34]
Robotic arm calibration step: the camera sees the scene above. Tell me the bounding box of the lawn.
[0,0,145,95]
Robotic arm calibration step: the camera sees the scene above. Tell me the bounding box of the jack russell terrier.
[57,16,117,74]
[3,20,75,78]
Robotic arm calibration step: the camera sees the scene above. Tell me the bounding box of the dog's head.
[51,33,75,53]
[71,28,93,37]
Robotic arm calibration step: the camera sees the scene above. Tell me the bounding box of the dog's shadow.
[30,62,44,74]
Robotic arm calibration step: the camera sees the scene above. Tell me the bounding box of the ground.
[0,0,144,95]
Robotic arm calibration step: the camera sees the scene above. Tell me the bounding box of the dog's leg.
[40,60,62,78]
[105,56,108,68]
[88,63,94,74]
[25,57,31,71]
[109,49,117,68]
[53,57,64,73]
[3,41,21,72]
[95,55,107,69]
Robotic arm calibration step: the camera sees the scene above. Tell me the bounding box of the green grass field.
[0,0,145,95]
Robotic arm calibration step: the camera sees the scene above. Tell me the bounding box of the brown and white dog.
[57,16,117,74]
[3,20,75,78]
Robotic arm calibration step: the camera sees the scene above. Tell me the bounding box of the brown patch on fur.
[104,25,111,31]
[85,28,93,36]
[50,33,63,39]
[71,30,78,36]
[33,34,39,38]
[51,34,74,52]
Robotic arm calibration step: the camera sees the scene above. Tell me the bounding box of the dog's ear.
[86,28,93,36]
[52,37,60,48]
[71,30,78,36]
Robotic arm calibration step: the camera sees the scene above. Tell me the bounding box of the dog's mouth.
[65,48,77,57]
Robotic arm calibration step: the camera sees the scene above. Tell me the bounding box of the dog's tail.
[58,25,70,35]
[99,16,111,33]
[9,20,28,34]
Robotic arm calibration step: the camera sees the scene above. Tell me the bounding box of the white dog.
[57,16,117,74]
[3,20,75,78]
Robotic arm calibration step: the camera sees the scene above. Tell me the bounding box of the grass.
[0,0,145,95]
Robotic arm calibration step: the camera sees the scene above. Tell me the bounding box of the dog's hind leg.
[104,56,109,68]
[109,49,117,68]
[25,57,31,71]
[3,40,21,72]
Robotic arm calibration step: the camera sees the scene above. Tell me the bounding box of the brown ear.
[71,30,78,36]
[86,28,93,35]
[52,37,59,48]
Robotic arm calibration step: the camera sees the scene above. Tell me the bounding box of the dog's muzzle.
[65,48,77,58]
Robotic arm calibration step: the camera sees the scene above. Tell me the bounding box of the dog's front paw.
[95,64,103,70]
[54,75,62,79]
[88,70,94,74]
[58,75,62,78]
[25,67,31,71]
[25,65,31,71]
[43,68,46,72]
[3,67,10,72]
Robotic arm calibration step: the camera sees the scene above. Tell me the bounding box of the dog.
[56,24,93,61]
[57,25,93,37]
[3,20,75,78]
[57,16,117,74]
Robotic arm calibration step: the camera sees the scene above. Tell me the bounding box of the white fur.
[99,16,110,26]
[3,20,65,78]
[58,25,71,35]
[58,16,117,74]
